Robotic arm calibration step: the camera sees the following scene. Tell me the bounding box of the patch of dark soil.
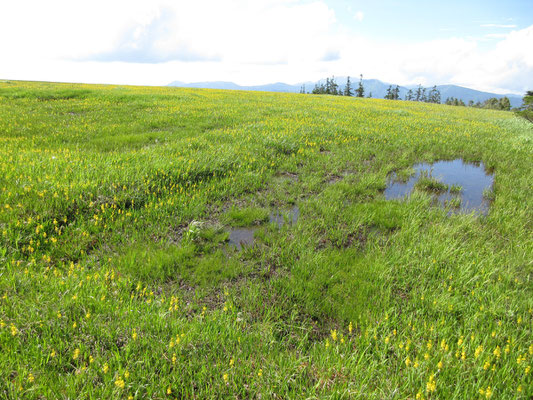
[325,174,342,184]
[277,171,299,181]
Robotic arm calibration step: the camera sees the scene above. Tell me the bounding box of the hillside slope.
[0,81,532,398]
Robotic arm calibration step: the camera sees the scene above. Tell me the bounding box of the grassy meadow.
[0,80,532,399]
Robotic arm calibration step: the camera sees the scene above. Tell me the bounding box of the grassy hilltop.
[0,81,532,399]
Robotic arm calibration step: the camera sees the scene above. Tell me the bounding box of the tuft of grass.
[449,184,463,193]
[445,196,462,208]
[222,206,270,226]
[483,187,495,201]
[414,171,449,192]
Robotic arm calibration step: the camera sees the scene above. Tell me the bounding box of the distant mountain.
[168,80,301,93]
[168,78,523,108]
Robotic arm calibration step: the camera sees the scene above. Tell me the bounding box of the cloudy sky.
[1,0,532,94]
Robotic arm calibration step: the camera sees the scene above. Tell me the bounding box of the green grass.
[414,172,449,192]
[222,206,270,227]
[0,81,532,399]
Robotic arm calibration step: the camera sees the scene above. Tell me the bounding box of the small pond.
[384,159,494,215]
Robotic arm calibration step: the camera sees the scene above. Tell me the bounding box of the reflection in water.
[269,205,300,228]
[385,159,494,215]
[228,228,255,250]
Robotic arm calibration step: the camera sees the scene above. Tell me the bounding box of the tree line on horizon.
[444,96,511,111]
[302,75,366,97]
[301,76,514,111]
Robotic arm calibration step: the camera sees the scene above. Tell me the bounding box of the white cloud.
[354,11,364,21]
[480,24,517,28]
[484,33,508,39]
[0,1,531,94]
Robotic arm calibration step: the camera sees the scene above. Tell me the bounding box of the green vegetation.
[444,197,462,209]
[0,81,532,399]
[222,207,270,227]
[449,184,463,194]
[414,172,449,193]
[516,90,533,123]
[446,96,512,110]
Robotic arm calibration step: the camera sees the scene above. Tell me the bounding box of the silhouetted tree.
[427,86,441,104]
[344,76,354,96]
[392,85,400,100]
[415,85,423,101]
[384,85,393,100]
[483,98,500,110]
[405,89,414,101]
[498,97,511,111]
[356,74,365,97]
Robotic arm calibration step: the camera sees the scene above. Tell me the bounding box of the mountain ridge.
[168,78,523,108]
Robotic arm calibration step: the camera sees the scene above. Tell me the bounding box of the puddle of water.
[385,159,494,215]
[228,228,255,250]
[227,206,300,251]
[269,205,300,228]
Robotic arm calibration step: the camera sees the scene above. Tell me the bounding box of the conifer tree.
[415,85,423,101]
[356,74,365,97]
[428,86,441,103]
[420,87,427,102]
[384,85,393,100]
[392,85,400,100]
[344,76,354,96]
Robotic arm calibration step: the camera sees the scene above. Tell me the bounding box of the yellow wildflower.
[426,374,436,393]
[475,345,483,359]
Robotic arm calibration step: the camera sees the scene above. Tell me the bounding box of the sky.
[1,0,532,94]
